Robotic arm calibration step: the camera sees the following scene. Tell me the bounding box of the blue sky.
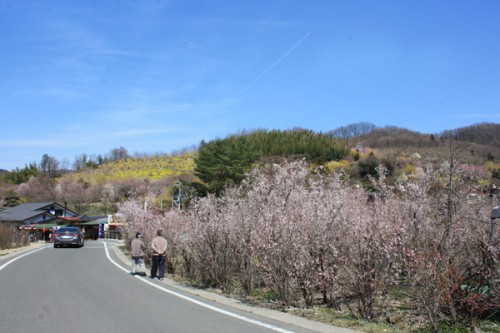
[1,0,499,170]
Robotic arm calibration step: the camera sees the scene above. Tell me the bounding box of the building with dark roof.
[0,202,79,227]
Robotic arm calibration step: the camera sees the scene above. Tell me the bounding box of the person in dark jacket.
[130,232,146,276]
[150,229,167,280]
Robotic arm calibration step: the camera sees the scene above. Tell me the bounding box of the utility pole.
[488,206,500,295]
[172,180,182,209]
[178,180,182,209]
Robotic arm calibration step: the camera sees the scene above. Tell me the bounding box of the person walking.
[130,232,147,276]
[150,229,167,280]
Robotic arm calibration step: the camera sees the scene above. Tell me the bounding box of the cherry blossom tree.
[397,159,496,331]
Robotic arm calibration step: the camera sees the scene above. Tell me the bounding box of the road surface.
[0,240,355,333]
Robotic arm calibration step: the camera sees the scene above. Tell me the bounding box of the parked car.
[54,227,84,248]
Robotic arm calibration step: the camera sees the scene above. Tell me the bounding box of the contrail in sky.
[237,32,310,97]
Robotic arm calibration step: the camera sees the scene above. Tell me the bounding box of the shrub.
[0,224,28,249]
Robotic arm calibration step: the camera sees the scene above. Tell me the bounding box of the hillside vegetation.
[349,123,500,165]
[194,129,349,195]
[71,153,196,184]
[1,122,499,213]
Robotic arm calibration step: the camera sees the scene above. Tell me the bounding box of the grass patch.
[419,321,500,333]
[289,306,407,333]
[250,289,279,302]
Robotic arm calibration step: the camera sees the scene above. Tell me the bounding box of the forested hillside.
[194,129,349,195]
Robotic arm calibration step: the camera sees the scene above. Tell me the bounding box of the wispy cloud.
[237,33,310,97]
[26,19,134,99]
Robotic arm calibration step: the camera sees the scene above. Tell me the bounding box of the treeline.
[330,121,500,151]
[344,122,500,163]
[1,124,498,214]
[0,129,348,211]
[248,128,348,162]
[442,122,500,147]
[327,121,377,139]
[2,147,133,185]
[353,126,441,148]
[2,163,38,185]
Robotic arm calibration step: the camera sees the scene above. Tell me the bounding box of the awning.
[37,223,66,229]
[20,223,66,230]
[81,217,108,226]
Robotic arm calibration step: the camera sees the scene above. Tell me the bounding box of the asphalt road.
[0,240,356,333]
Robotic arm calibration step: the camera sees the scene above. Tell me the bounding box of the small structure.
[80,215,108,240]
[78,214,124,240]
[0,202,79,242]
[0,202,78,227]
[0,202,123,241]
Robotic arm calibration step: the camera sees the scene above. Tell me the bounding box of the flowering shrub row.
[119,160,498,330]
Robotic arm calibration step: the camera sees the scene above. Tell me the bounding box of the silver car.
[54,227,84,248]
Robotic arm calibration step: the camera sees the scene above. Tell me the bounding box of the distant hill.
[67,153,196,184]
[349,126,438,148]
[2,123,499,215]
[3,123,499,188]
[441,122,500,147]
[347,123,500,164]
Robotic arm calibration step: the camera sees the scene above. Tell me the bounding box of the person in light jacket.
[150,229,167,280]
[130,232,147,276]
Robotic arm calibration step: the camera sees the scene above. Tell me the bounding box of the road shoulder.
[0,242,47,259]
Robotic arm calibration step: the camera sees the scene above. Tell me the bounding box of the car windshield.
[57,228,79,234]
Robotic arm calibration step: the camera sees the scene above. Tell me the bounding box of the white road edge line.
[103,241,296,333]
[0,246,48,271]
